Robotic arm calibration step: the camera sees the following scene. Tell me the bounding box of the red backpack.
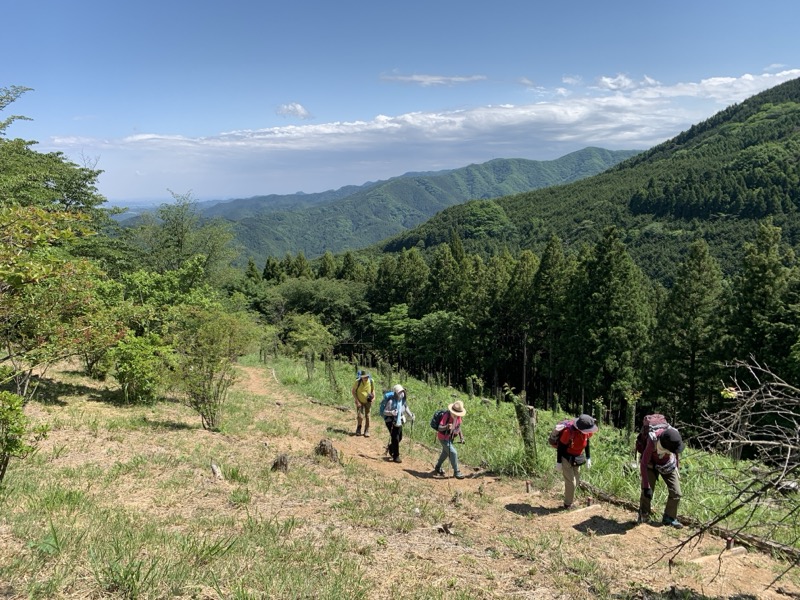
[635,414,670,454]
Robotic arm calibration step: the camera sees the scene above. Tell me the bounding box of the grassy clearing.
[2,355,800,598]
[2,360,524,598]
[263,354,800,549]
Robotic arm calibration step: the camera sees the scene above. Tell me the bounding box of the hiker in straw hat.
[432,400,467,479]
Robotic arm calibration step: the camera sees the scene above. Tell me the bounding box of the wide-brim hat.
[660,427,685,454]
[359,371,371,379]
[392,384,405,395]
[575,414,598,434]
[448,400,466,417]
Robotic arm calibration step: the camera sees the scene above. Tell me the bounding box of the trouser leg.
[562,457,578,505]
[639,466,658,516]
[438,439,458,472]
[435,440,449,470]
[662,469,682,520]
[387,423,402,458]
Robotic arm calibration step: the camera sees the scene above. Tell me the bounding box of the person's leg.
[384,418,394,456]
[363,402,371,437]
[355,403,364,435]
[639,466,658,519]
[445,439,460,475]
[562,457,577,506]
[662,469,683,522]
[393,425,403,461]
[434,439,449,472]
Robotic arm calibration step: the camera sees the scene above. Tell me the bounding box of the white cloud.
[276,102,311,119]
[47,70,800,201]
[381,73,487,86]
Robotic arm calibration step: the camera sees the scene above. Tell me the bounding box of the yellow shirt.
[352,377,374,405]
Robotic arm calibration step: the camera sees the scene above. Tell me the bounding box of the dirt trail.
[236,365,800,599]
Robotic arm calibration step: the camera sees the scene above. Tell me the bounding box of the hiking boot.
[563,503,572,510]
[393,457,402,463]
[454,472,465,479]
[433,467,445,476]
[662,516,684,529]
[355,425,362,436]
[363,429,370,438]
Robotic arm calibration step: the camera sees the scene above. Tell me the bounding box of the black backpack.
[430,408,448,431]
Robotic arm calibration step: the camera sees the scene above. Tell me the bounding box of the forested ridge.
[3,78,800,447]
[196,148,639,262]
[383,77,800,286]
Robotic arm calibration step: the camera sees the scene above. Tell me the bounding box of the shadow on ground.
[611,588,761,599]
[505,503,564,517]
[4,375,117,406]
[573,514,637,536]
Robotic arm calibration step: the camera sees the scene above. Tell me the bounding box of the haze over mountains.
[121,147,638,263]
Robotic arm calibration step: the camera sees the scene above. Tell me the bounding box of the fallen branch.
[579,481,800,562]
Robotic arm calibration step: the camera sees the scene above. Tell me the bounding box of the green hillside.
[223,148,639,261]
[382,77,800,284]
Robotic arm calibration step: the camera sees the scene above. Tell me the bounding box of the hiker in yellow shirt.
[351,370,375,437]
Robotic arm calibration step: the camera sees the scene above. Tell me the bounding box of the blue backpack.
[379,391,394,418]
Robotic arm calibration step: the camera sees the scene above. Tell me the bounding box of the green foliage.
[280,313,335,359]
[172,308,258,430]
[110,332,172,404]
[0,391,48,485]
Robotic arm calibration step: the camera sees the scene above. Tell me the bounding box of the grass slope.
[2,357,799,598]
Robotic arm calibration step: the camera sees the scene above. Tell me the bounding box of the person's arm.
[640,437,654,489]
[437,412,450,434]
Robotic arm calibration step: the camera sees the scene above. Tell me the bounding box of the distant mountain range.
[379,76,800,284]
[194,147,639,262]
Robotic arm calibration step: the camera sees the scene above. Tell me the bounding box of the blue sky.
[4,1,800,205]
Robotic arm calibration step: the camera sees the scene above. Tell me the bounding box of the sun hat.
[360,371,371,378]
[392,384,405,395]
[574,414,598,434]
[448,400,466,417]
[659,428,684,454]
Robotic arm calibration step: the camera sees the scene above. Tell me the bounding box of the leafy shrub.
[0,391,48,485]
[173,308,258,430]
[110,332,172,404]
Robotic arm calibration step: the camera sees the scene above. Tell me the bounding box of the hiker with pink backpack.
[636,414,685,528]
[549,414,598,509]
[431,401,467,480]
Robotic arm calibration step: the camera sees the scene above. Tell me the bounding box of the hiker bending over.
[351,370,374,437]
[382,384,414,463]
[433,400,466,479]
[555,414,597,509]
[640,426,684,528]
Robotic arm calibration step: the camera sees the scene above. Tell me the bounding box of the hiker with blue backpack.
[351,370,375,437]
[432,400,466,479]
[552,414,598,509]
[381,384,414,463]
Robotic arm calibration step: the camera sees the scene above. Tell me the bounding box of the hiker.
[554,414,598,509]
[433,400,466,479]
[639,426,685,528]
[382,384,414,463]
[351,370,375,437]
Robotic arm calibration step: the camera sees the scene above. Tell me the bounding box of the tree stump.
[314,438,340,463]
[271,453,290,473]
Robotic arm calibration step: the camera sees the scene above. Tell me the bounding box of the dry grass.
[1,360,799,599]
